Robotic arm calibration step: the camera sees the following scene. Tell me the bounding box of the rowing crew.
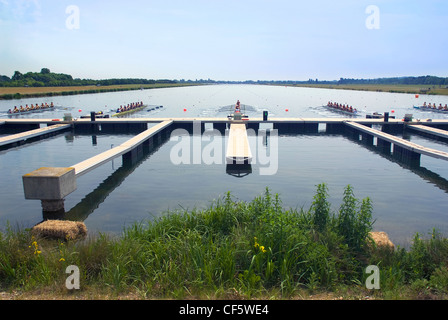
[421,102,448,111]
[327,101,358,114]
[116,101,144,113]
[8,102,54,114]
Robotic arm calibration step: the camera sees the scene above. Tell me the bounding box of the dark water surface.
[1,84,448,247]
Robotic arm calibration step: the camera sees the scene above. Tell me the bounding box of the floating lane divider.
[0,124,71,147]
[22,120,173,213]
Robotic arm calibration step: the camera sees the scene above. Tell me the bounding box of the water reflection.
[226,164,252,177]
[61,131,171,222]
[346,131,448,194]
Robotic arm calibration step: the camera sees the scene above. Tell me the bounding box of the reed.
[0,185,447,299]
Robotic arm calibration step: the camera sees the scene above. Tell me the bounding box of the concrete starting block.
[23,167,77,212]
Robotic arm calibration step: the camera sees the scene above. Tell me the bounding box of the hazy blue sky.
[1,0,447,81]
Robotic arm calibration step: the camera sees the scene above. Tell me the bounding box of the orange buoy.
[415,94,419,98]
[285,109,289,112]
[183,108,187,112]
[78,109,82,112]
[391,110,395,113]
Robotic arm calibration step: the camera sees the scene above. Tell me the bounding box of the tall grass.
[0,184,447,299]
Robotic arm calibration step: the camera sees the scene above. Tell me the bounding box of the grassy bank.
[290,83,448,96]
[0,83,202,100]
[1,185,447,300]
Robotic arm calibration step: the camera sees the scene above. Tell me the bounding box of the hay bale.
[369,231,394,249]
[32,220,87,240]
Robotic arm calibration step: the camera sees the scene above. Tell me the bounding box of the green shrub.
[0,186,447,299]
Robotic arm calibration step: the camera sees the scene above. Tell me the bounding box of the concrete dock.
[0,123,71,147]
[72,120,173,176]
[226,122,253,164]
[344,121,448,162]
[22,120,172,213]
[6,115,448,215]
[407,124,448,140]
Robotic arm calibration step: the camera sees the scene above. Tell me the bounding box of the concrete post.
[23,167,77,212]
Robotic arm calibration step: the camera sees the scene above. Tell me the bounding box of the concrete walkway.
[0,124,71,147]
[72,120,173,176]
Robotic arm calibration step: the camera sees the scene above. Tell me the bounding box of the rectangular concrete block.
[23,167,76,200]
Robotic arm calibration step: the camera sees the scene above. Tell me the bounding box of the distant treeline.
[1,68,447,87]
[335,76,448,86]
[207,76,448,86]
[0,68,176,87]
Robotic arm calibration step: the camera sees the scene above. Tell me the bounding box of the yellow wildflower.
[30,240,41,255]
[254,237,259,248]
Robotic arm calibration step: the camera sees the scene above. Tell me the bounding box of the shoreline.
[0,83,202,100]
[2,83,448,101]
[285,83,448,96]
[0,187,447,301]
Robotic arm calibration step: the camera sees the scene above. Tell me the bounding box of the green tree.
[12,71,23,81]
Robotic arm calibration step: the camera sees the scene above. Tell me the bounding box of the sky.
[0,0,447,81]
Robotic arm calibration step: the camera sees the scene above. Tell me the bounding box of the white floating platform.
[225,123,253,164]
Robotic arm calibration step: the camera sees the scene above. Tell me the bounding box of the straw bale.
[369,231,394,249]
[32,220,87,240]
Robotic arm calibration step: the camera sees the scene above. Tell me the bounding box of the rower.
[235,100,241,112]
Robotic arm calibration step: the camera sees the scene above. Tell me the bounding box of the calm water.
[1,85,448,247]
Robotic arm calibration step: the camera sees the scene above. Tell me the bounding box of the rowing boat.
[324,105,359,116]
[413,106,448,113]
[112,104,147,117]
[7,106,56,116]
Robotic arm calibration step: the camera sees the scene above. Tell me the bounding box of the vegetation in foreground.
[0,185,447,300]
